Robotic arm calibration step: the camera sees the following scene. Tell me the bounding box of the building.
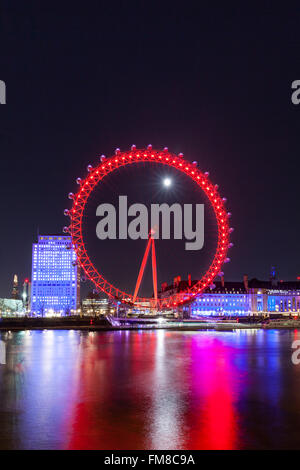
[247,278,300,314]
[22,278,31,313]
[82,292,110,315]
[188,280,251,316]
[31,235,80,316]
[11,274,20,299]
[159,272,300,317]
[0,298,24,315]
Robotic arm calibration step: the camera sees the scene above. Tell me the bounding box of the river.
[0,329,299,449]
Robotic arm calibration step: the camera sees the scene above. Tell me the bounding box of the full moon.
[163,177,172,187]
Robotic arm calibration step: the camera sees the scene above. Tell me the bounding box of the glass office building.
[31,235,80,315]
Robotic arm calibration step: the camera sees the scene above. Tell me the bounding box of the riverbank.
[0,324,262,332]
[1,316,300,331]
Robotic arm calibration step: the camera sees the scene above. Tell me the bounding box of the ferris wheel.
[64,145,233,310]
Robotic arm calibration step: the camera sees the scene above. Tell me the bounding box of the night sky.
[0,2,299,298]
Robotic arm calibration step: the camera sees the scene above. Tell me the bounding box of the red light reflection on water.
[186,335,237,449]
[64,331,238,450]
[65,331,159,450]
[4,329,300,450]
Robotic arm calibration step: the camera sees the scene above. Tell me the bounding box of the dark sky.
[0,2,299,298]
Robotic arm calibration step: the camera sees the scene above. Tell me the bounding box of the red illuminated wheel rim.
[66,147,231,309]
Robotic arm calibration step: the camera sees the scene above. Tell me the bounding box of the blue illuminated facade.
[31,235,80,315]
[189,280,300,317]
[160,276,300,317]
[188,282,251,316]
[190,289,251,316]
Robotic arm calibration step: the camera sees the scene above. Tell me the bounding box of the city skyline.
[1,2,300,454]
[1,5,299,298]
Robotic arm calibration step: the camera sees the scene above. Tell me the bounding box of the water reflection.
[186,334,237,449]
[1,329,300,449]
